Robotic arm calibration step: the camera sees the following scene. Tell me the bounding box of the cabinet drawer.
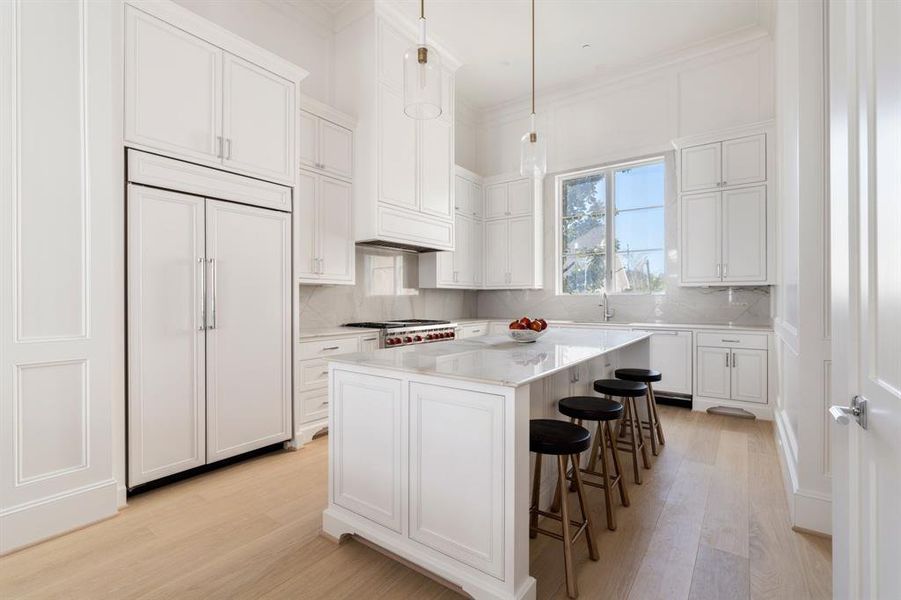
[696,331,768,350]
[298,389,329,423]
[298,359,330,391]
[459,323,488,338]
[298,336,360,360]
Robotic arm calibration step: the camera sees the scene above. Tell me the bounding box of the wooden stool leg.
[650,383,666,446]
[646,390,659,457]
[596,423,616,530]
[586,420,602,472]
[558,455,577,599]
[568,419,583,492]
[605,421,630,507]
[530,453,542,539]
[631,397,652,470]
[550,454,567,514]
[571,454,599,561]
[625,398,642,484]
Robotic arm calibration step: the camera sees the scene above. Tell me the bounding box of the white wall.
[772,0,832,535]
[173,0,335,103]
[474,32,774,177]
[454,98,478,173]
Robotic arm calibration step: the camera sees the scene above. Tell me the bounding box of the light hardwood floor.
[0,406,831,600]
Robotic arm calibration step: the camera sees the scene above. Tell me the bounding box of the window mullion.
[606,169,615,290]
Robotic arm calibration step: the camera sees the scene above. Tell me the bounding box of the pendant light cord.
[531,0,535,116]
[421,0,425,20]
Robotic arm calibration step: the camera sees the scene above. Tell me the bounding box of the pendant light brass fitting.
[529,132,537,143]
[418,46,428,64]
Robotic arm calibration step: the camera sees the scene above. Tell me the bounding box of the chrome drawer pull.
[321,346,339,351]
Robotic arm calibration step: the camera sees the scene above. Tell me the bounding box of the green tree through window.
[560,158,665,295]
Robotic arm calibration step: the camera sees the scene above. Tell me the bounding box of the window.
[559,158,665,295]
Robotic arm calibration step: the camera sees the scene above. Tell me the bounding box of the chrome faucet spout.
[599,290,615,322]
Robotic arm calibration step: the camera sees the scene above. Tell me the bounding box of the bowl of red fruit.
[508,317,548,343]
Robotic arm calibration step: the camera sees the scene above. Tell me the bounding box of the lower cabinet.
[631,329,693,395]
[296,333,367,428]
[458,322,489,338]
[696,333,768,404]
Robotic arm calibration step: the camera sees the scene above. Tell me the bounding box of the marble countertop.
[299,326,381,340]
[329,328,650,387]
[464,317,773,332]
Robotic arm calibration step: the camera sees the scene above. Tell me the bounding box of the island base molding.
[322,507,537,600]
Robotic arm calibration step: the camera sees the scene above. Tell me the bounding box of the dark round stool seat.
[558,396,624,422]
[530,419,592,455]
[615,368,662,383]
[593,378,647,397]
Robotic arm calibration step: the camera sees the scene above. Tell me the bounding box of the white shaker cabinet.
[721,186,767,282]
[631,329,693,396]
[680,142,721,192]
[482,175,543,289]
[696,347,731,400]
[680,192,721,283]
[695,331,769,409]
[125,5,300,186]
[729,349,768,404]
[680,134,765,192]
[299,109,353,182]
[296,171,355,285]
[420,119,454,219]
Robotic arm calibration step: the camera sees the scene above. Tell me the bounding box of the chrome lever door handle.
[830,396,867,429]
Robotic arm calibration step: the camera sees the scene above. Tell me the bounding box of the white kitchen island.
[321,328,651,600]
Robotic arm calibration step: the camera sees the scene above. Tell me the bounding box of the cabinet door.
[472,218,484,286]
[127,186,206,486]
[471,183,484,219]
[681,191,722,283]
[222,54,295,184]
[507,179,533,217]
[378,84,417,210]
[295,170,319,280]
[319,120,353,181]
[452,216,470,285]
[722,186,767,282]
[696,347,731,399]
[125,7,222,164]
[484,220,508,287]
[485,184,508,219]
[722,134,766,187]
[298,111,319,170]
[420,119,453,219]
[454,174,471,215]
[681,142,722,192]
[507,216,535,287]
[730,349,767,404]
[359,335,380,353]
[205,200,291,463]
[640,330,693,396]
[318,176,354,283]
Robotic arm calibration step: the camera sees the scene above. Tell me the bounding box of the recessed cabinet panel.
[507,217,534,287]
[722,134,766,187]
[295,171,318,279]
[730,349,767,404]
[484,220,508,287]
[471,183,484,219]
[454,175,471,215]
[681,142,722,192]
[377,20,408,89]
[507,179,533,217]
[485,184,507,219]
[222,54,294,184]
[634,330,693,396]
[378,85,417,210]
[419,119,453,219]
[722,186,766,282]
[298,110,318,169]
[318,177,354,282]
[125,7,222,164]
[680,192,721,283]
[319,120,353,180]
[696,347,731,400]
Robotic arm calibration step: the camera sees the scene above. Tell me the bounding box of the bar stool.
[593,379,651,484]
[615,368,666,456]
[529,419,599,598]
[553,396,630,531]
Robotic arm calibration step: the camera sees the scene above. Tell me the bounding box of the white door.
[680,191,722,283]
[696,347,730,399]
[829,1,901,596]
[319,120,353,181]
[222,54,294,184]
[729,349,767,404]
[680,142,722,192]
[639,330,693,396]
[298,110,318,170]
[507,216,534,287]
[454,174,471,215]
[419,119,453,219]
[484,220,508,287]
[125,6,222,165]
[722,134,766,187]
[722,185,767,282]
[318,176,354,282]
[378,84,417,210]
[485,184,507,219]
[295,170,318,280]
[205,200,291,463]
[127,186,206,486]
[507,179,533,217]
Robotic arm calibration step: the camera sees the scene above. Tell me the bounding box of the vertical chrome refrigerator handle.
[198,257,206,330]
[209,258,217,329]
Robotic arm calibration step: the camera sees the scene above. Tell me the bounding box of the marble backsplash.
[299,247,477,327]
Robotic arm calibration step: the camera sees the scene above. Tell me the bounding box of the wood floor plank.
[687,544,750,600]
[701,429,750,558]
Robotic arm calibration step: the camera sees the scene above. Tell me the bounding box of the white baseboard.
[295,419,328,447]
[774,409,832,535]
[0,479,118,555]
[117,483,128,509]
[692,396,773,420]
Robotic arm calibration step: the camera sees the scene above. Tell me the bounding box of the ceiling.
[381,0,770,110]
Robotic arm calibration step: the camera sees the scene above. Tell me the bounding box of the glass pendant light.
[403,0,442,120]
[520,0,546,178]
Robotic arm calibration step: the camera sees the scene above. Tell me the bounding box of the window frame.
[555,155,666,296]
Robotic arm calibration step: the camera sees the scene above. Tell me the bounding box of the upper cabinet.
[299,110,353,181]
[482,175,543,290]
[675,124,774,286]
[334,7,459,251]
[125,4,301,186]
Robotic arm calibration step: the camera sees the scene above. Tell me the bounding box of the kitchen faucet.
[600,289,615,322]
